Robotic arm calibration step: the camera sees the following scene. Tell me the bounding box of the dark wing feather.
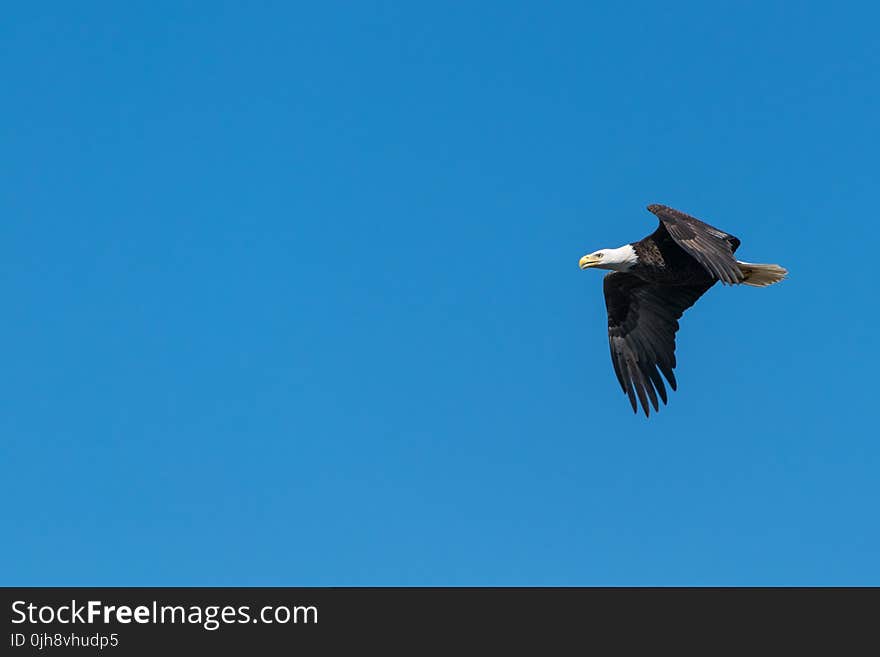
[647,204,743,284]
[603,271,713,417]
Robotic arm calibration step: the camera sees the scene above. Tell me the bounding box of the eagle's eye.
[596,253,603,258]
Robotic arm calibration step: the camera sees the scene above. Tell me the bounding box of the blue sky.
[2,1,878,585]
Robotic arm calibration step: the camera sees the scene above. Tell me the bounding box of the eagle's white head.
[579,244,638,271]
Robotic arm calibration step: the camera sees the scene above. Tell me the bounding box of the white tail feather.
[736,261,788,287]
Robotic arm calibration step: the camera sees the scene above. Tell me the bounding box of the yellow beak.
[579,254,601,270]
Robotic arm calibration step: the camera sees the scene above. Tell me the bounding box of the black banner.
[2,588,876,652]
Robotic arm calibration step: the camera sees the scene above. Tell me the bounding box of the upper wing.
[603,271,713,417]
[647,204,743,284]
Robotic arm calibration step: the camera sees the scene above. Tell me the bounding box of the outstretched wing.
[647,204,742,284]
[603,271,713,417]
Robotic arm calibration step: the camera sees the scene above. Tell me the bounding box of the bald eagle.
[579,204,787,417]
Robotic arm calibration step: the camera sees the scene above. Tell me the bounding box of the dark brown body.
[631,222,740,287]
